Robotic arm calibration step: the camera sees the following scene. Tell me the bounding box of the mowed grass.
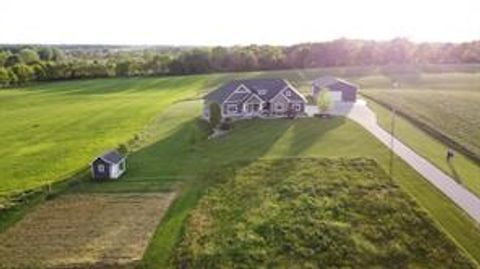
[0,192,176,268]
[0,66,372,198]
[68,100,480,268]
[176,158,476,269]
[0,76,214,197]
[3,66,480,268]
[3,65,477,198]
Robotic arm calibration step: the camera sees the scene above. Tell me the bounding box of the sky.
[1,0,479,45]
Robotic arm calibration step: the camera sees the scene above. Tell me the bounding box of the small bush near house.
[209,103,222,129]
[219,119,231,131]
[305,94,316,105]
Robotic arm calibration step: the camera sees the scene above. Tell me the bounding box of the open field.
[176,158,475,269]
[2,65,479,198]
[363,75,480,160]
[2,65,480,268]
[0,192,175,268]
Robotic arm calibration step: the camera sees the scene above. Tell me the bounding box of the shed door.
[330,91,343,102]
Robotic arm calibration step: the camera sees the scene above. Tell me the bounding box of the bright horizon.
[1,0,479,46]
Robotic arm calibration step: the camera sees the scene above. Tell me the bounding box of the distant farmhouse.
[203,78,307,119]
[91,150,126,180]
[312,76,358,103]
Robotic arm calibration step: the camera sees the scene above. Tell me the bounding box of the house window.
[284,90,292,97]
[294,104,302,111]
[98,164,105,173]
[119,161,125,171]
[258,89,267,95]
[276,104,284,111]
[227,104,238,113]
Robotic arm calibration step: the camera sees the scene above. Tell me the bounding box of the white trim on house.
[226,104,238,112]
[270,93,290,113]
[282,81,308,102]
[110,159,126,179]
[294,103,302,112]
[223,84,251,103]
[223,103,243,117]
[244,93,263,104]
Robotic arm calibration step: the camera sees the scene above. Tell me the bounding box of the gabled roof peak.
[98,150,124,164]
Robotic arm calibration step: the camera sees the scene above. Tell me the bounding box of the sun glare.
[1,0,479,45]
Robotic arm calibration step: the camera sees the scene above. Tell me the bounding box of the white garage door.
[330,91,342,102]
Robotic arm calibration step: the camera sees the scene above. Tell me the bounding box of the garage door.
[330,91,342,102]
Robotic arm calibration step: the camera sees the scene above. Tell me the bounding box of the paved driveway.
[344,101,480,223]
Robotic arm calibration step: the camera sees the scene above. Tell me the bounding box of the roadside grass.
[175,158,476,269]
[363,98,480,197]
[361,89,480,160]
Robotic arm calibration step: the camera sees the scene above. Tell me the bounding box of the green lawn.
[67,100,480,268]
[176,158,476,269]
[0,66,371,199]
[2,67,480,268]
[0,76,216,198]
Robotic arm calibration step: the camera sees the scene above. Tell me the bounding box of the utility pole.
[389,107,396,178]
[389,80,397,178]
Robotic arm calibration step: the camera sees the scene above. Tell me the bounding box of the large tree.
[38,47,54,61]
[19,49,40,65]
[0,67,9,86]
[0,51,10,67]
[5,54,22,67]
[11,64,34,84]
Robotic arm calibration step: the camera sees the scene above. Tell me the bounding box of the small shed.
[91,150,126,180]
[312,76,358,103]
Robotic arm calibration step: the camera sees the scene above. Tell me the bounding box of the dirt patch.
[0,192,176,269]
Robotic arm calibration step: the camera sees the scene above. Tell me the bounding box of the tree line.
[1,38,480,87]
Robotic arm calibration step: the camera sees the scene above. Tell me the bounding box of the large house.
[203,78,307,119]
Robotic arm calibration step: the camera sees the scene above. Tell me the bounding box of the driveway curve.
[344,101,480,223]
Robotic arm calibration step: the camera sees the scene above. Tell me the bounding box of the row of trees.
[2,38,480,87]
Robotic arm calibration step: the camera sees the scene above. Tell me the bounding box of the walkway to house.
[343,101,480,223]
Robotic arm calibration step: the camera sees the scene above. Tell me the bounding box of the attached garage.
[329,91,343,102]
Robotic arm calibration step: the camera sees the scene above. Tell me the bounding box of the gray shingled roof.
[312,76,357,89]
[204,78,302,103]
[99,150,124,164]
[226,92,250,103]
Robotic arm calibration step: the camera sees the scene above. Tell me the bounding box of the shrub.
[219,121,231,131]
[209,102,222,129]
[306,94,316,105]
[317,89,332,113]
